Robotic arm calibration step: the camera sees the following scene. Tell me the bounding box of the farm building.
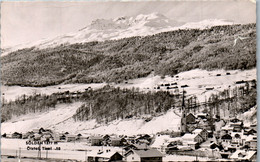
[125,149,163,162]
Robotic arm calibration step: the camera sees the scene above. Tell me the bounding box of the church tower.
[180,89,187,133]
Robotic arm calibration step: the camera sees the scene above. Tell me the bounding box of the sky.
[1,0,256,48]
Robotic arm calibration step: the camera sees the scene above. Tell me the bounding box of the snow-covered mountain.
[1,13,235,56]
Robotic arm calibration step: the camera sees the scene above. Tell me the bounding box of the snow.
[238,106,257,125]
[151,135,182,148]
[1,13,235,56]
[1,102,83,134]
[1,107,181,136]
[78,108,181,136]
[163,155,209,161]
[230,150,256,160]
[1,68,256,135]
[3,68,255,103]
[115,68,256,102]
[1,83,106,102]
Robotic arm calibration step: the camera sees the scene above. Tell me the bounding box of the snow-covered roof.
[221,125,233,130]
[245,135,257,142]
[126,149,163,158]
[193,129,206,134]
[87,150,122,158]
[182,133,199,141]
[187,141,197,145]
[230,150,256,160]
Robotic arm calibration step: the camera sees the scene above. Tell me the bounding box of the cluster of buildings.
[150,110,257,161]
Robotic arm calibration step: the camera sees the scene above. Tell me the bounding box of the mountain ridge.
[1,13,235,56]
[1,23,256,87]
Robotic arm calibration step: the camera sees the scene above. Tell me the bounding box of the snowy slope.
[1,104,181,136]
[2,68,256,102]
[1,13,235,56]
[1,68,256,135]
[1,102,83,134]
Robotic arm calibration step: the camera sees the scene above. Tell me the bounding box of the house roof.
[88,150,122,159]
[131,149,163,158]
[90,136,103,140]
[230,150,256,160]
[187,113,195,117]
[182,133,200,141]
[221,134,232,140]
[193,129,206,134]
[111,137,121,141]
[196,113,207,117]
[131,144,151,150]
[187,141,198,145]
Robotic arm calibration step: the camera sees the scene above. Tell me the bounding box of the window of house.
[132,157,134,160]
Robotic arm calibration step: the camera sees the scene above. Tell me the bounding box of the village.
[2,104,257,162]
[1,73,257,162]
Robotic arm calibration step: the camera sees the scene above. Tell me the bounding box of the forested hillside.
[1,24,256,87]
[1,84,256,124]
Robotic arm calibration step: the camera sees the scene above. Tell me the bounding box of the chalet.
[230,132,244,147]
[59,134,66,141]
[182,133,204,144]
[221,125,233,135]
[22,132,33,139]
[90,136,103,146]
[12,132,22,139]
[103,134,110,141]
[41,133,53,142]
[110,137,122,146]
[245,136,257,151]
[124,144,151,152]
[200,141,218,150]
[205,87,214,91]
[220,149,232,159]
[34,133,42,141]
[186,113,196,124]
[66,135,76,142]
[186,141,199,150]
[230,121,243,132]
[192,129,208,141]
[136,134,151,144]
[235,80,246,84]
[32,128,40,134]
[126,136,136,144]
[125,149,163,162]
[230,150,256,161]
[39,128,46,134]
[245,128,257,136]
[77,135,89,142]
[221,134,232,146]
[51,133,61,142]
[87,150,123,162]
[181,85,189,88]
[137,139,150,145]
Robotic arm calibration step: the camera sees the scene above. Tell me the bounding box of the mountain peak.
[2,13,238,56]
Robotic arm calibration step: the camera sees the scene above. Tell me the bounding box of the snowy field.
[2,68,256,103]
[1,104,181,136]
[1,138,212,162]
